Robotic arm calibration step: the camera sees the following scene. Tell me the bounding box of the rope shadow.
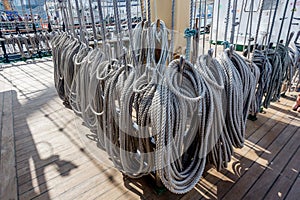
[1,90,78,199]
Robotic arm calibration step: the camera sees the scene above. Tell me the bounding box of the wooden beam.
[0,89,18,200]
[150,0,191,55]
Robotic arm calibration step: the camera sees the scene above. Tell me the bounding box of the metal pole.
[242,0,253,54]
[112,0,125,63]
[140,0,146,21]
[230,0,238,44]
[214,0,221,57]
[224,0,231,43]
[285,0,297,47]
[197,0,202,57]
[87,0,98,46]
[261,0,280,75]
[61,1,69,32]
[235,0,245,50]
[202,0,207,54]
[96,0,111,63]
[254,0,265,46]
[27,0,34,28]
[275,0,289,47]
[79,0,88,43]
[96,0,107,43]
[251,0,265,62]
[62,1,70,32]
[267,0,280,45]
[67,0,76,37]
[74,0,86,44]
[263,0,275,47]
[246,0,255,58]
[209,2,215,49]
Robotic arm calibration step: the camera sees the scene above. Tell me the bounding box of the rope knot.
[184,28,197,38]
[222,41,231,49]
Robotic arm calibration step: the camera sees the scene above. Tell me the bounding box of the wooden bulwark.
[0,58,299,200]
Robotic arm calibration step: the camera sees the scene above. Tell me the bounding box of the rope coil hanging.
[50,0,299,195]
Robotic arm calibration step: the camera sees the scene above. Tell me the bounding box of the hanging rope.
[50,0,299,195]
[185,0,196,61]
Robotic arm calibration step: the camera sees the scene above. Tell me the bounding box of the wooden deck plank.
[221,117,299,200]
[16,140,93,186]
[263,146,300,200]
[16,147,87,188]
[16,134,85,179]
[70,169,126,200]
[29,165,115,200]
[0,91,4,161]
[242,127,300,199]
[180,103,285,200]
[20,157,112,200]
[1,59,300,200]
[285,176,300,200]
[0,90,18,200]
[51,167,120,200]
[190,102,294,200]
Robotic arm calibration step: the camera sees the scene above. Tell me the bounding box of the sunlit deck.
[0,58,299,200]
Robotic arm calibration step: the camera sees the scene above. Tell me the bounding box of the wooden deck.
[0,58,299,200]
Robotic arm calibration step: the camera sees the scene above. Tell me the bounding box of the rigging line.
[234,0,245,50]
[96,0,107,46]
[112,0,126,65]
[247,0,255,59]
[285,0,298,47]
[196,0,202,58]
[193,0,197,24]
[96,0,112,64]
[80,0,90,45]
[224,0,231,43]
[230,0,238,44]
[251,0,265,63]
[147,0,151,22]
[65,1,72,34]
[126,0,138,66]
[170,0,176,61]
[67,0,77,38]
[62,1,70,32]
[87,0,98,46]
[209,1,214,49]
[136,0,139,19]
[185,0,195,61]
[263,0,275,46]
[140,0,146,21]
[74,0,86,45]
[266,0,280,45]
[202,0,207,55]
[214,0,221,57]
[275,0,289,47]
[260,0,276,71]
[242,1,252,52]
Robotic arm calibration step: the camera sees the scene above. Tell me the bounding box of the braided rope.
[49,1,294,195]
[185,0,195,61]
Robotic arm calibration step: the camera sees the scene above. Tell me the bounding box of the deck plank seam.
[197,105,290,200]
[283,171,300,200]
[262,144,300,200]
[241,127,300,199]
[220,116,297,199]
